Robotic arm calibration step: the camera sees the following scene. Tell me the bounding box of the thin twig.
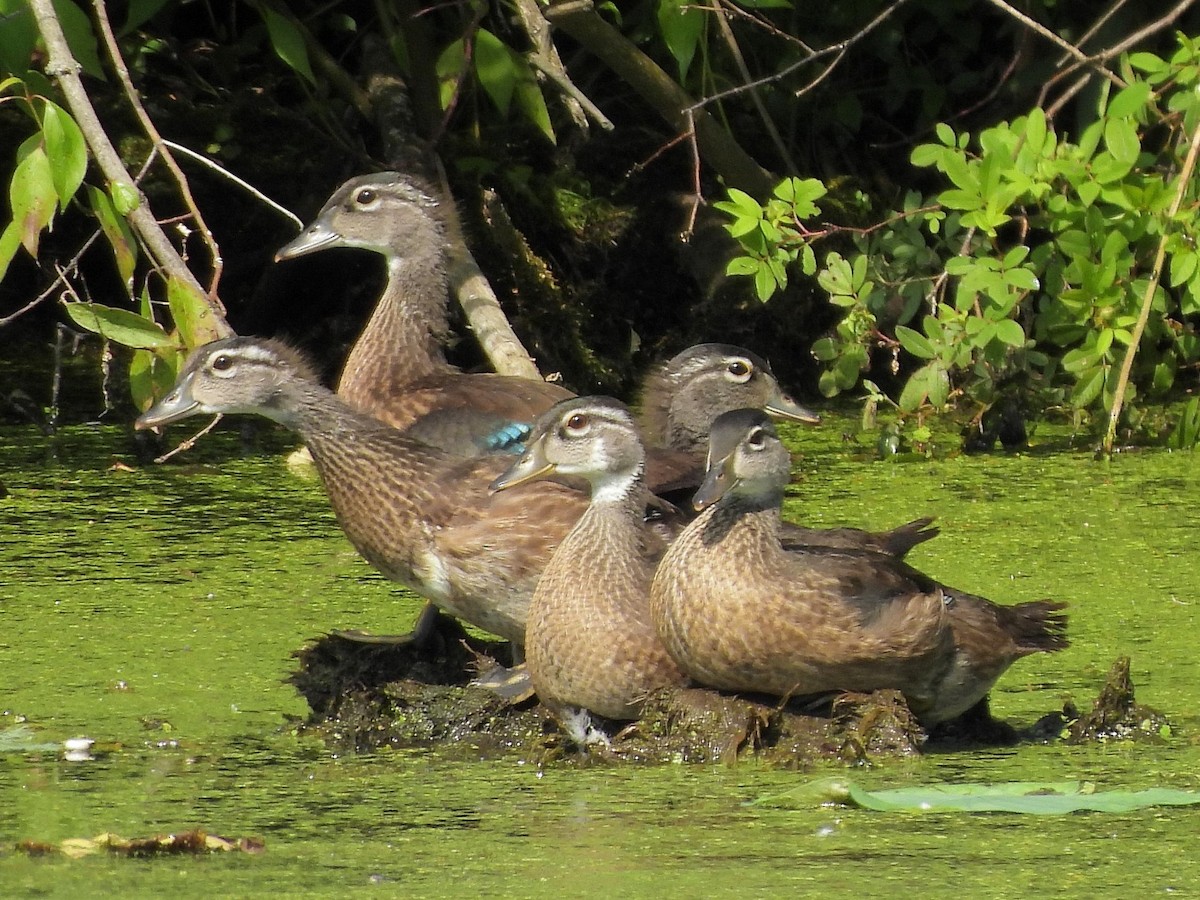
[160,140,303,228]
[527,53,614,130]
[1102,118,1200,455]
[687,0,910,112]
[91,0,224,298]
[154,415,224,463]
[708,0,797,173]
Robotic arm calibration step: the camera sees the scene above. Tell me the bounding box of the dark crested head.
[489,396,644,497]
[641,343,818,453]
[135,337,319,431]
[692,407,791,511]
[274,172,443,261]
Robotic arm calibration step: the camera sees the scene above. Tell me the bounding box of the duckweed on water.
[3,415,1200,896]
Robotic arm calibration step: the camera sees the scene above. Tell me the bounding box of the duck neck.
[567,474,647,561]
[337,246,456,409]
[698,492,784,553]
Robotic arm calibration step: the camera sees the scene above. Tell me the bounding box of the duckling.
[136,337,586,648]
[651,409,1069,725]
[490,397,686,741]
[275,172,573,452]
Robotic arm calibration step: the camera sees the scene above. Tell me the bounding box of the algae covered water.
[2,416,1199,896]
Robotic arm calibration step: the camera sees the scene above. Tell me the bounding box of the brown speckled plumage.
[491,397,685,722]
[275,172,571,446]
[137,337,583,645]
[638,344,939,557]
[650,409,1068,724]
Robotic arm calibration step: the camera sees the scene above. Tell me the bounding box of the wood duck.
[638,343,939,557]
[650,409,1069,725]
[490,397,686,741]
[136,337,587,648]
[275,172,573,455]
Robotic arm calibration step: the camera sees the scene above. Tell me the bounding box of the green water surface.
[2,417,1198,897]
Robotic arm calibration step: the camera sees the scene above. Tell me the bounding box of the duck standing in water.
[137,337,584,649]
[650,409,1069,725]
[490,397,686,743]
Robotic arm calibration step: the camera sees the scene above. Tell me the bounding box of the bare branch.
[160,140,304,229]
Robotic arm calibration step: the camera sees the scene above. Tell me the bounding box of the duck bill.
[489,440,555,494]
[274,220,339,262]
[692,453,738,511]
[765,388,821,425]
[135,374,201,430]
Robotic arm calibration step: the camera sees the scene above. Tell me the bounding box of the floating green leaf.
[753,778,1200,814]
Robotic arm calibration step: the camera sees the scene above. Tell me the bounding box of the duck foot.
[470,661,535,704]
[329,602,447,648]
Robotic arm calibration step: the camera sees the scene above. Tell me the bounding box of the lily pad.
[752,777,1200,814]
[0,725,61,754]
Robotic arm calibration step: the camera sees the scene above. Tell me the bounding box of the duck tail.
[1005,600,1070,653]
[883,516,940,556]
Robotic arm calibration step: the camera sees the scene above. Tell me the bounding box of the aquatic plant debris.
[751,778,1200,814]
[14,830,265,858]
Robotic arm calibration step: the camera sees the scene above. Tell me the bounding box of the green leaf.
[657,0,705,79]
[86,184,137,284]
[811,337,838,361]
[725,256,758,277]
[52,0,105,79]
[262,7,316,85]
[167,277,222,348]
[10,143,56,255]
[894,325,936,360]
[119,0,172,36]
[898,362,934,412]
[1103,117,1141,165]
[513,56,555,143]
[0,220,23,282]
[939,189,982,211]
[0,4,37,76]
[753,263,778,302]
[1072,366,1106,408]
[129,347,180,412]
[753,778,1200,815]
[40,101,87,206]
[64,303,175,349]
[994,319,1026,347]
[436,39,469,110]
[935,122,955,146]
[1107,81,1151,119]
[473,28,516,115]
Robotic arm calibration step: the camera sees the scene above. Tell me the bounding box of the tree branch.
[544,0,775,196]
[29,0,231,341]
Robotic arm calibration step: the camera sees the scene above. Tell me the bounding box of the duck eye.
[564,413,590,435]
[354,188,376,206]
[726,359,752,382]
[211,354,234,373]
[746,426,767,449]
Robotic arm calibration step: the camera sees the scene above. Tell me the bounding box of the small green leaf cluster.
[0,68,209,412]
[718,37,1200,444]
